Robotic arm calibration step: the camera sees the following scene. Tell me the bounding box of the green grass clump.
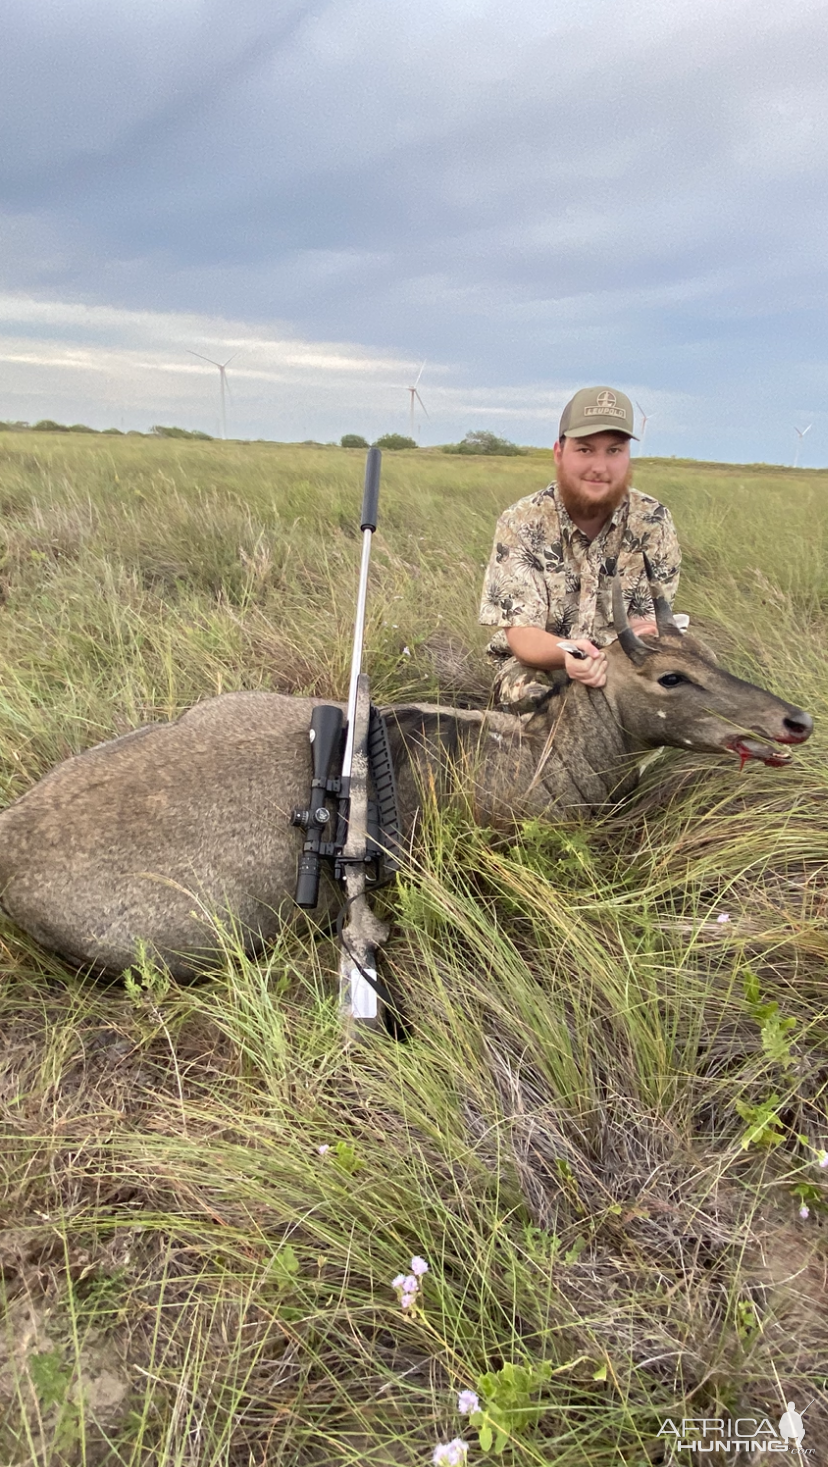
[0,434,826,1464]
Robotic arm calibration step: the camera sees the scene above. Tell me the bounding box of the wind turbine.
[793,423,812,468]
[187,350,237,440]
[635,401,652,452]
[405,362,429,439]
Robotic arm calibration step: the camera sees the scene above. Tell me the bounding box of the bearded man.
[479,385,681,710]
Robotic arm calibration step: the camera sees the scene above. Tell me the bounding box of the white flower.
[799,1204,810,1220]
[410,1255,429,1277]
[716,913,731,924]
[392,1268,422,1310]
[402,646,411,657]
[457,1389,479,1415]
[433,1440,469,1466]
[818,1151,828,1168]
[317,1144,330,1155]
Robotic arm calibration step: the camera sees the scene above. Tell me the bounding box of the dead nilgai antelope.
[0,569,812,977]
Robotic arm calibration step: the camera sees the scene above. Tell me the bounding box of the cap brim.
[564,424,638,440]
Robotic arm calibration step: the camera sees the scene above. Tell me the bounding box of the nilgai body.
[0,584,812,976]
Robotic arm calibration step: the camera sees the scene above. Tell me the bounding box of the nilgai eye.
[658,673,687,688]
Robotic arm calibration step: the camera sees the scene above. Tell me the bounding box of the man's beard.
[557,461,633,520]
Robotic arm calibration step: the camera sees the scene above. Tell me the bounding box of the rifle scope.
[292,703,344,909]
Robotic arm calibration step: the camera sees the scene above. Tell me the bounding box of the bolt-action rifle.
[290,448,401,1028]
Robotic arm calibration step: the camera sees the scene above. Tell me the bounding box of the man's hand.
[559,638,607,688]
[505,626,610,687]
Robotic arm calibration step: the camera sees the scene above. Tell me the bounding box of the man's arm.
[478,509,548,630]
[479,508,610,688]
[620,508,681,640]
[505,626,608,688]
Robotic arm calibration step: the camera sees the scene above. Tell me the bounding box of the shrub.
[442,430,527,456]
[150,426,214,440]
[374,433,417,450]
[32,419,70,433]
[341,434,369,449]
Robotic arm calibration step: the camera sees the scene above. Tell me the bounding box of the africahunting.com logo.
[658,1400,815,1454]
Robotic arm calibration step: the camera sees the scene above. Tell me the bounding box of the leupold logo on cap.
[584,389,627,420]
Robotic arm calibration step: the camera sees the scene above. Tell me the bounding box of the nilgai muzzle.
[0,568,812,976]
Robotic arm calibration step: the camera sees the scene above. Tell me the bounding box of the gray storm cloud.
[0,0,826,457]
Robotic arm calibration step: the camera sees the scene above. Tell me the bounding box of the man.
[479,385,681,709]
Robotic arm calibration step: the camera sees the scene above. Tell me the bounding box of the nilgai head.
[603,556,813,766]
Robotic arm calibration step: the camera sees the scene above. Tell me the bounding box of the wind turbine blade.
[187,349,221,368]
[804,424,812,435]
[220,354,238,370]
[414,391,429,417]
[413,360,426,388]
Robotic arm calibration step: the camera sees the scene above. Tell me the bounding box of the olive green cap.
[559,386,638,441]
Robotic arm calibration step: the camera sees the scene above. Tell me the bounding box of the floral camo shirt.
[479,483,681,661]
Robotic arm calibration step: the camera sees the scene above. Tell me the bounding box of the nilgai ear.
[607,558,651,665]
[642,552,681,638]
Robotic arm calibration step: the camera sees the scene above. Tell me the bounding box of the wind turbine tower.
[406,362,429,439]
[635,401,652,453]
[794,423,812,468]
[187,350,237,440]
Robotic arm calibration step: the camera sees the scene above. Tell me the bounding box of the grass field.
[0,432,826,1466]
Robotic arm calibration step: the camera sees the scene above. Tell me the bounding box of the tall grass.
[0,434,826,1465]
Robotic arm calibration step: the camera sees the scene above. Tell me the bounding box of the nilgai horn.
[0,571,812,976]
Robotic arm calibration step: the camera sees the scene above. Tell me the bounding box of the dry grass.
[0,433,825,1465]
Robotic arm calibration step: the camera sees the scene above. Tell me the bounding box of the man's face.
[554,431,632,520]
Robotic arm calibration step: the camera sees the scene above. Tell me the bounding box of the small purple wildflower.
[391,1264,425,1311]
[317,1144,330,1155]
[410,1255,429,1277]
[818,1151,828,1169]
[716,913,731,924]
[432,1440,469,1467]
[799,1204,810,1220]
[457,1389,479,1415]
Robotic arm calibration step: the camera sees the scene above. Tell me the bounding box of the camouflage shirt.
[479,483,681,660]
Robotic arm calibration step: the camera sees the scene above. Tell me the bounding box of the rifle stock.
[337,673,389,1028]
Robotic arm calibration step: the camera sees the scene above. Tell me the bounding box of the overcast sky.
[1,0,827,462]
